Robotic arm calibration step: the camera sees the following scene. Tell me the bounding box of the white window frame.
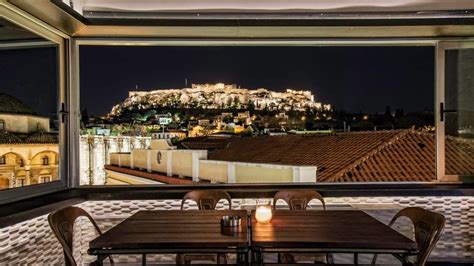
[0,2,70,204]
[73,38,459,185]
[436,41,474,181]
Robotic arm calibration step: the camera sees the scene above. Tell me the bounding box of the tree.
[226,98,233,108]
[243,125,254,136]
[384,105,394,124]
[395,108,405,118]
[384,105,392,118]
[81,108,89,126]
[248,101,255,112]
[223,115,233,124]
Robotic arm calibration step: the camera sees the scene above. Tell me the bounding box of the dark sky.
[80,45,434,116]
[0,47,58,116]
[1,45,434,117]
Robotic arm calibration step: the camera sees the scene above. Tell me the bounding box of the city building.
[0,93,59,189]
[101,129,473,185]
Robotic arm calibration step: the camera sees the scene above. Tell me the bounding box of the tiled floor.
[0,196,473,265]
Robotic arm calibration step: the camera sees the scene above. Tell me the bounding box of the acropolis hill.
[109,83,331,116]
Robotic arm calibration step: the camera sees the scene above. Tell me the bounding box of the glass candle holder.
[255,202,273,223]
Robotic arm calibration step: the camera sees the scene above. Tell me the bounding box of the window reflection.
[0,18,59,190]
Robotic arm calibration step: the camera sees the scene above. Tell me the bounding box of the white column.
[192,152,200,182]
[147,150,152,173]
[292,167,300,182]
[228,162,236,183]
[166,150,173,176]
[294,166,317,182]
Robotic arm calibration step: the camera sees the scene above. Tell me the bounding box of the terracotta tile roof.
[334,131,436,182]
[24,131,58,144]
[208,130,474,182]
[209,131,402,182]
[178,136,236,150]
[0,131,22,144]
[0,131,58,144]
[446,136,474,176]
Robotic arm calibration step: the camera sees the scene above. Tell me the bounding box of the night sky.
[1,45,434,117]
[0,47,58,116]
[80,46,434,116]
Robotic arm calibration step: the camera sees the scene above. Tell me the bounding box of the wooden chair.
[273,189,326,210]
[176,190,232,265]
[48,206,114,266]
[371,207,446,266]
[273,189,330,264]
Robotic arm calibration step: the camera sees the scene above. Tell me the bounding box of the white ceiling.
[66,0,474,15]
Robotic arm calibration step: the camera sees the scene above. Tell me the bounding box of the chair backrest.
[273,189,326,210]
[372,207,445,266]
[181,190,232,210]
[393,207,445,265]
[48,206,103,266]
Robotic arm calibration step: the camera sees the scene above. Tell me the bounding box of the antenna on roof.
[135,84,138,90]
[185,78,188,87]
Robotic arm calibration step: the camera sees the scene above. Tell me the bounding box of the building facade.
[0,93,59,189]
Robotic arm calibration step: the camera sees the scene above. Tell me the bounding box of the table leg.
[253,249,264,264]
[94,254,105,266]
[142,254,146,265]
[401,254,413,266]
[236,248,249,265]
[354,253,359,265]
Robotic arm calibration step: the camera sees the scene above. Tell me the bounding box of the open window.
[0,4,68,203]
[77,41,442,186]
[437,41,474,181]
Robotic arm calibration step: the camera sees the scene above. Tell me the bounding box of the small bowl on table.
[220,215,242,235]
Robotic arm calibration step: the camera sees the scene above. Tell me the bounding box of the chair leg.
[142,254,146,265]
[176,254,186,265]
[217,253,227,264]
[326,253,333,264]
[354,253,359,265]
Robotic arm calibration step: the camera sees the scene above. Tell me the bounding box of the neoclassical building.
[0,93,59,189]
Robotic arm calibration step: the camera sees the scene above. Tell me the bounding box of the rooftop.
[0,93,35,115]
[179,136,236,150]
[207,130,474,182]
[0,131,58,144]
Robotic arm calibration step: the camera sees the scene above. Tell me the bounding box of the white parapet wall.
[110,149,208,182]
[199,160,229,183]
[110,149,316,183]
[171,150,207,181]
[199,160,317,183]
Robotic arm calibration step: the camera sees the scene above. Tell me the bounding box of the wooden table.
[251,210,418,265]
[88,210,249,265]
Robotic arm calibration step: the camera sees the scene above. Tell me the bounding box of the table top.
[251,210,417,253]
[89,210,249,254]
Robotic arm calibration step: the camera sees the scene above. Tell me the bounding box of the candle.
[255,205,273,223]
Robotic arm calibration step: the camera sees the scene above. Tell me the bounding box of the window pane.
[445,49,474,177]
[80,45,434,185]
[0,18,60,190]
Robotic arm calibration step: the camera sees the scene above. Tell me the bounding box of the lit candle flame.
[255,205,272,223]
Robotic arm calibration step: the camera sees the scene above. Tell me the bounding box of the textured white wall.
[0,196,472,264]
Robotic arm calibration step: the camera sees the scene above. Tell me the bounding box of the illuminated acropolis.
[109,83,331,117]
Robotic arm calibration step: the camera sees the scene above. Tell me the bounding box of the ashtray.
[220,215,242,227]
